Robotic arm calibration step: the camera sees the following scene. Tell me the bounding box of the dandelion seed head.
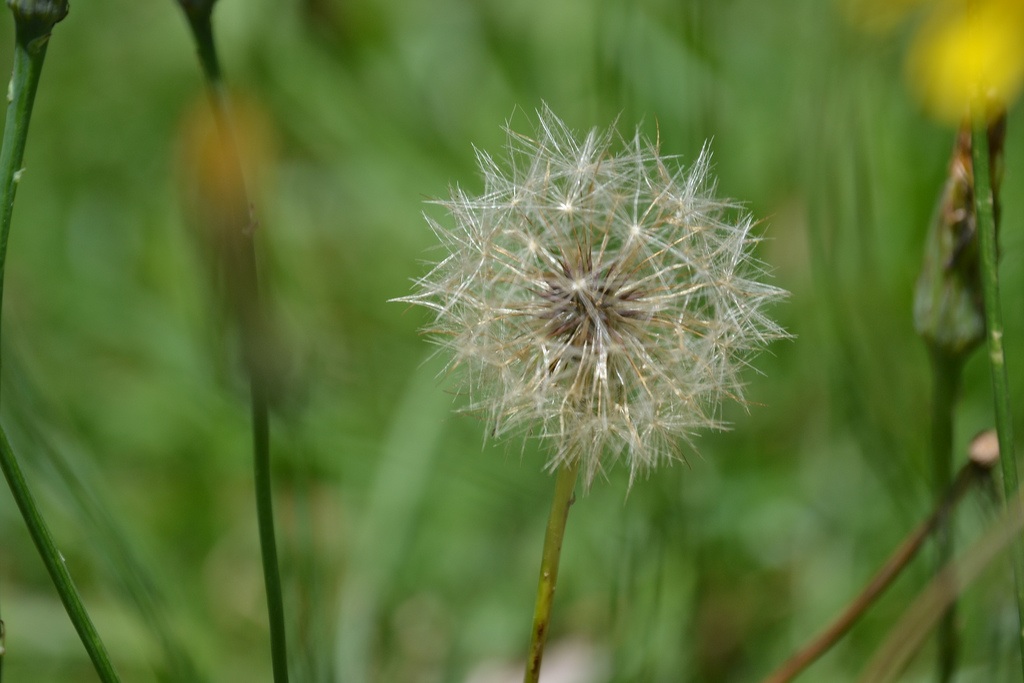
[396,105,787,486]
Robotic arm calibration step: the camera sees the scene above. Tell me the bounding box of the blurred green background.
[0,0,1023,681]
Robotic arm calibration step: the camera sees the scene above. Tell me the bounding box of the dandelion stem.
[970,109,1024,674]
[176,3,289,681]
[760,457,988,683]
[524,459,580,683]
[0,4,120,681]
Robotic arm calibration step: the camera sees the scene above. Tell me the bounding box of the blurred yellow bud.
[177,92,275,213]
[907,0,1024,123]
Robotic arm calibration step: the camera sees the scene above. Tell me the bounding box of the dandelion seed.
[396,105,786,486]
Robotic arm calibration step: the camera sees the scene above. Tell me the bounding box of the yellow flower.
[907,0,1024,121]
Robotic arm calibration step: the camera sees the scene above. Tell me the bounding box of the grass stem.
[0,5,120,681]
[0,427,120,682]
[176,3,289,681]
[970,108,1024,676]
[250,375,288,683]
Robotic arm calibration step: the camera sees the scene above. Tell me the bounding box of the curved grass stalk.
[0,426,120,682]
[0,3,120,681]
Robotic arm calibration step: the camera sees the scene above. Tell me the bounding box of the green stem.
[0,426,120,682]
[183,5,222,84]
[0,20,44,683]
[524,460,580,683]
[971,111,1024,673]
[928,351,961,683]
[0,6,119,682]
[251,377,288,683]
[177,5,289,681]
[0,16,50,362]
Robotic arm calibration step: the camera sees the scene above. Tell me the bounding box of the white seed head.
[397,105,787,486]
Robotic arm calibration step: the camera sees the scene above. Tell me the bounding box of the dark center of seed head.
[540,258,645,344]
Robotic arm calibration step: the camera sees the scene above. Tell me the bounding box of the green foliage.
[0,0,1022,681]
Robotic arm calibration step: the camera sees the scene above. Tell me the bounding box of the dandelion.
[397,106,785,682]
[398,105,786,486]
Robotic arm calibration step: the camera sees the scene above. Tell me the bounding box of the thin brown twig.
[760,454,994,683]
